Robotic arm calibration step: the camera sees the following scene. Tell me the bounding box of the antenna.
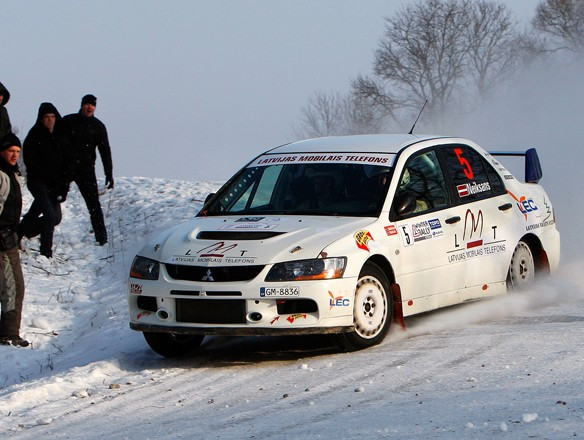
[408,100,428,135]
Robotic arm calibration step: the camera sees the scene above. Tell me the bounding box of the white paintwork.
[128,134,560,334]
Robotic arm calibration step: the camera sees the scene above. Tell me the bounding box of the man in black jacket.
[0,82,12,139]
[19,103,66,258]
[0,133,28,347]
[63,94,113,245]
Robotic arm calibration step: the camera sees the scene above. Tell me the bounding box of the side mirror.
[395,192,417,217]
[204,193,215,205]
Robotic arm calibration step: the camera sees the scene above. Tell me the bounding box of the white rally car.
[128,134,560,357]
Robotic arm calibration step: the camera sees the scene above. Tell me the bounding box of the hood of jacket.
[35,102,62,126]
[0,82,10,106]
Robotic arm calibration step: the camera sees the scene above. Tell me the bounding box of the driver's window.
[396,150,448,216]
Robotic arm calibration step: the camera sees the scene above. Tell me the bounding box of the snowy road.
[1,178,582,439]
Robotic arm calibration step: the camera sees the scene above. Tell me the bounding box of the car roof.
[267,134,446,155]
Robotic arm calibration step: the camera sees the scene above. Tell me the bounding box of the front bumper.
[130,322,353,336]
[128,274,357,334]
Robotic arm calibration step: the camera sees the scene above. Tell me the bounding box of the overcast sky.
[2,0,537,182]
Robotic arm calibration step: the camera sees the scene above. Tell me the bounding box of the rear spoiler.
[489,148,542,184]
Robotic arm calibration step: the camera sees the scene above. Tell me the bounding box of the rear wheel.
[507,241,535,291]
[334,262,393,351]
[143,332,204,358]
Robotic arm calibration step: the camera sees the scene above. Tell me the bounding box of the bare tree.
[465,2,523,97]
[533,0,584,52]
[353,0,522,129]
[293,91,384,139]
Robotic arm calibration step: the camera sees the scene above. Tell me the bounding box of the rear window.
[442,145,505,202]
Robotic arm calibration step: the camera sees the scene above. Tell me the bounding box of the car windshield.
[203,155,394,217]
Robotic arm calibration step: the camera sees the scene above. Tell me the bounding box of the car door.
[439,144,512,292]
[389,148,467,305]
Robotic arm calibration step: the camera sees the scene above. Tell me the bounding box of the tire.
[334,262,393,351]
[507,241,535,291]
[143,332,204,358]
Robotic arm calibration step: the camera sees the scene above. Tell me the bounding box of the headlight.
[265,257,346,281]
[130,256,160,280]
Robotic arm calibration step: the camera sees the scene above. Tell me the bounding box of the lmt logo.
[464,209,483,248]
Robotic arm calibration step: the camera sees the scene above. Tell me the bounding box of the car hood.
[141,215,377,266]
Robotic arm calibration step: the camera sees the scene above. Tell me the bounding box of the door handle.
[445,216,461,224]
[498,203,513,211]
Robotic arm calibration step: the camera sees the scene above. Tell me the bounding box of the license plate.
[260,286,300,297]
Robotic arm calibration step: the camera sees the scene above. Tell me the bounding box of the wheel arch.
[364,254,396,284]
[519,233,550,277]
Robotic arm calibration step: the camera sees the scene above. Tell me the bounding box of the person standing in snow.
[62,94,113,246]
[18,103,67,258]
[0,82,12,139]
[0,133,28,347]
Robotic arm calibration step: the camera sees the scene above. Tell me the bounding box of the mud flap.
[391,283,407,331]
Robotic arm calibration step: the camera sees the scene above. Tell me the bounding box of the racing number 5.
[454,148,474,180]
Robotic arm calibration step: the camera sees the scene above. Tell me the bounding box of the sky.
[2,0,538,182]
[0,176,582,438]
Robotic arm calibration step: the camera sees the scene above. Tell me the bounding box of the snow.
[1,176,583,439]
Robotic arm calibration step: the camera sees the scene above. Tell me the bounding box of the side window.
[443,145,505,203]
[394,150,449,216]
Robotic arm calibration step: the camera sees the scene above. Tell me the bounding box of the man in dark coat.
[0,133,28,347]
[62,94,113,245]
[0,82,12,139]
[19,103,67,258]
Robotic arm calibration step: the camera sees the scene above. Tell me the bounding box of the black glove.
[105,175,114,190]
[56,182,70,203]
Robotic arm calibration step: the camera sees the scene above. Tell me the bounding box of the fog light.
[248,312,262,322]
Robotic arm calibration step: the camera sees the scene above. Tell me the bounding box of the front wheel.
[334,262,393,351]
[507,241,535,291]
[143,332,204,358]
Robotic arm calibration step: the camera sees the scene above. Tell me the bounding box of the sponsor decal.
[171,241,257,264]
[270,316,280,325]
[463,209,484,248]
[136,311,152,320]
[457,181,491,198]
[249,153,396,167]
[219,223,278,230]
[428,218,444,238]
[287,313,307,323]
[236,217,265,222]
[198,241,237,257]
[507,191,538,220]
[354,230,374,252]
[448,243,506,262]
[526,219,555,231]
[401,219,444,244]
[504,174,515,180]
[260,286,300,297]
[329,291,350,309]
[447,209,506,262]
[129,283,142,294]
[412,221,432,242]
[384,225,398,236]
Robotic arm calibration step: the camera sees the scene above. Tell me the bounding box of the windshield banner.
[249,153,396,167]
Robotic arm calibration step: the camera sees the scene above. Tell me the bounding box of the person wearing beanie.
[62,93,113,245]
[0,133,29,347]
[0,82,12,139]
[18,102,67,258]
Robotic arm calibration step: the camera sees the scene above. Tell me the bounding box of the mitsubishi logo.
[202,269,215,282]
